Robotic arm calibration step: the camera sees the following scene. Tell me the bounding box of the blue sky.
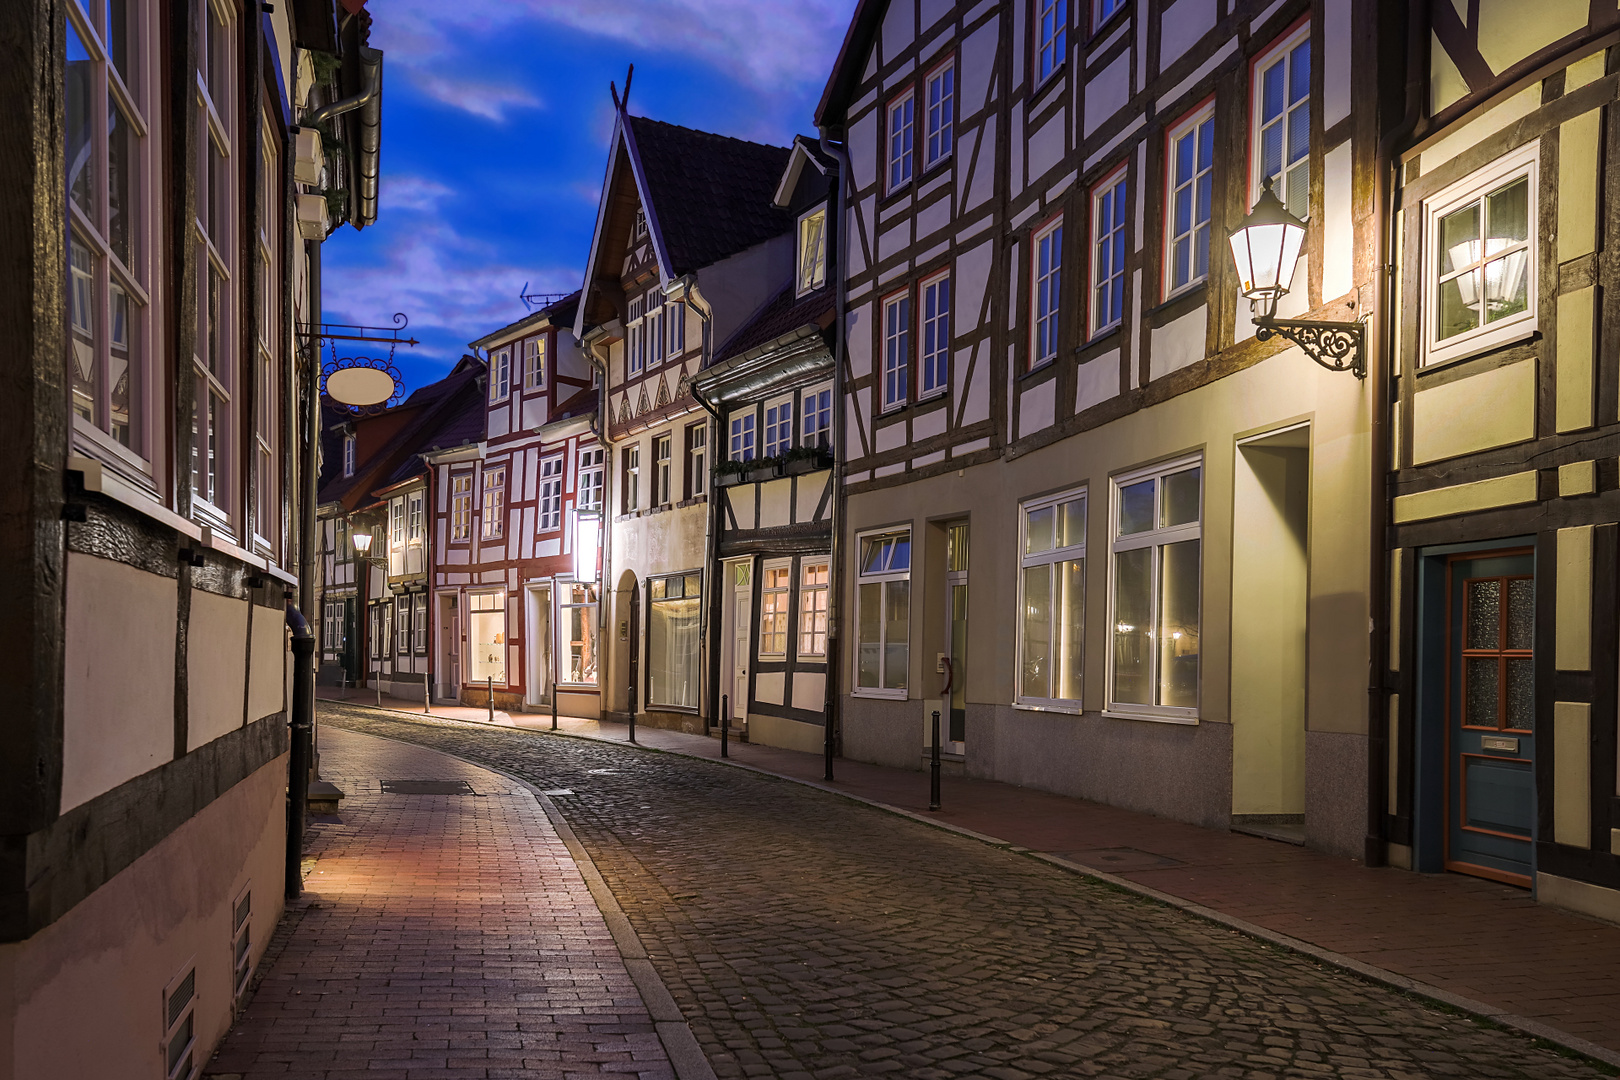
[320,0,859,393]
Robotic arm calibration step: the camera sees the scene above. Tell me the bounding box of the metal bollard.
[929,709,942,811]
[629,703,637,744]
[550,684,558,731]
[721,694,729,758]
[424,671,431,714]
[487,675,494,723]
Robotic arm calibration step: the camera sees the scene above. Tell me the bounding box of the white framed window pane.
[69,238,100,427]
[857,581,882,687]
[1057,496,1086,547]
[926,65,954,165]
[884,295,910,406]
[922,277,950,395]
[883,579,909,690]
[1021,564,1051,699]
[1025,505,1055,554]
[1161,467,1201,527]
[1111,547,1153,705]
[1158,540,1200,708]
[1118,478,1155,534]
[1056,558,1085,701]
[649,594,701,707]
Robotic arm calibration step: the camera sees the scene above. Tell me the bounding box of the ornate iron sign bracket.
[298,313,417,415]
[1254,316,1367,379]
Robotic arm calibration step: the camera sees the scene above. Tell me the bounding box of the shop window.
[648,573,702,708]
[1018,488,1086,709]
[856,529,911,696]
[467,591,506,684]
[558,582,599,686]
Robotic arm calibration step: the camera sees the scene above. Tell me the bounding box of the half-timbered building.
[1385,1,1620,918]
[817,0,1397,856]
[426,295,604,716]
[575,103,794,733]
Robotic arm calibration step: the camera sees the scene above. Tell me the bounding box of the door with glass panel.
[942,523,969,754]
[1446,551,1536,885]
[727,560,752,729]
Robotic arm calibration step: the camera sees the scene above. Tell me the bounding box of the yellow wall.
[1411,360,1535,464]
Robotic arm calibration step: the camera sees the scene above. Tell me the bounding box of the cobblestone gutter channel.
[319,703,1616,1080]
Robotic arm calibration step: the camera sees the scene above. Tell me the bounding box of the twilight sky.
[320,0,859,392]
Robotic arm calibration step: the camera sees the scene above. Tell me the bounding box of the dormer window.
[634,207,647,239]
[489,347,511,402]
[342,434,355,477]
[797,207,827,295]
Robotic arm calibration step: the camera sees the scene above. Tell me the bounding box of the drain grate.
[380,779,476,796]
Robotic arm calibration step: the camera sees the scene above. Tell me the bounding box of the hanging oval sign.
[326,366,397,407]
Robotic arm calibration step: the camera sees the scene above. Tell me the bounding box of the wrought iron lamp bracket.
[1253,314,1367,379]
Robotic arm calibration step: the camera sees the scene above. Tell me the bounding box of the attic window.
[634,208,647,239]
[797,207,827,295]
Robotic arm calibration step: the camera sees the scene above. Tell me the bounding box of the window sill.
[68,453,203,543]
[1032,61,1067,99]
[853,688,908,701]
[1145,281,1209,327]
[1086,5,1130,47]
[1077,327,1122,363]
[647,703,700,714]
[1100,709,1199,726]
[1019,358,1058,382]
[1013,701,1082,714]
[1420,320,1538,372]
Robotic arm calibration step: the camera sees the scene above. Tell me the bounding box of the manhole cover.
[380,780,476,795]
[1054,847,1185,872]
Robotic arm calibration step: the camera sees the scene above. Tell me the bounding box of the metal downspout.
[673,279,719,735]
[819,129,850,773]
[583,334,613,720]
[285,605,315,900]
[301,241,322,776]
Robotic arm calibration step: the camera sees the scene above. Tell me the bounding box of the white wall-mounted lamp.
[574,510,601,584]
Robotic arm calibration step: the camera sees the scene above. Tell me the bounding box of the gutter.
[580,326,614,721]
[819,127,850,778]
[305,46,382,229]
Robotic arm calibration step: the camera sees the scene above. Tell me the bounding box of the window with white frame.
[668,300,686,355]
[467,591,505,683]
[390,497,404,546]
[764,396,794,458]
[578,446,604,511]
[1090,167,1128,336]
[920,272,950,398]
[1252,26,1311,222]
[1423,140,1538,367]
[413,593,427,654]
[798,560,830,657]
[1032,217,1063,367]
[1018,489,1086,708]
[729,412,756,461]
[1094,0,1126,26]
[408,491,423,545]
[882,290,911,410]
[396,599,410,656]
[1165,105,1215,296]
[758,561,791,657]
[539,455,563,530]
[343,434,355,477]
[634,207,647,238]
[525,336,546,390]
[856,529,911,694]
[925,59,955,168]
[191,0,235,523]
[451,472,473,540]
[1109,458,1202,719]
[653,433,673,506]
[627,296,644,375]
[481,466,505,540]
[798,206,827,294]
[686,423,706,498]
[802,383,832,449]
[647,288,666,367]
[888,91,915,191]
[255,117,278,551]
[1036,0,1067,83]
[490,347,511,402]
[559,582,600,685]
[649,572,702,707]
[623,443,640,512]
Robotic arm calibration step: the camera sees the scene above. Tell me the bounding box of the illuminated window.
[798,560,829,657]
[758,562,791,657]
[855,529,911,696]
[1018,488,1086,708]
[480,466,505,540]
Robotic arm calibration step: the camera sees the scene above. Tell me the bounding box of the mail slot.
[1482,736,1520,753]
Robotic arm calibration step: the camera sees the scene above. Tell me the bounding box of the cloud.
[407,72,541,122]
[382,174,455,213]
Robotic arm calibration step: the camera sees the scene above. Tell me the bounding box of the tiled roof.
[628,116,793,275]
[715,285,836,364]
[469,291,581,350]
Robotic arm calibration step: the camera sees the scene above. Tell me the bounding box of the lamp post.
[351,529,388,706]
[1229,177,1366,378]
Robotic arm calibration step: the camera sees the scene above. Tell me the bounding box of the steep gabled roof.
[714,284,836,365]
[816,0,887,130]
[468,291,581,351]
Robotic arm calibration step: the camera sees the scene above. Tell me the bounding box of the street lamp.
[351,530,373,558]
[1229,176,1366,378]
[573,510,600,584]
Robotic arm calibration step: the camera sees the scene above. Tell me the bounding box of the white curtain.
[648,597,700,708]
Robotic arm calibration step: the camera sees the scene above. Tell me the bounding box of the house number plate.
[1482,736,1519,753]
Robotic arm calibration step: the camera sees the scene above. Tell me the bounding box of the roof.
[626,116,793,277]
[468,291,581,350]
[714,284,836,365]
[816,0,886,130]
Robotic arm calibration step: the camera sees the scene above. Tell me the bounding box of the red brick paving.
[207,725,672,1080]
[319,690,1620,1055]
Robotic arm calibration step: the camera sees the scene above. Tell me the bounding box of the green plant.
[715,459,748,478]
[308,50,342,84]
[322,187,349,218]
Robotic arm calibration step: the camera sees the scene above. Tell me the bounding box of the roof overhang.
[421,441,486,465]
[772,137,831,209]
[692,324,832,407]
[536,413,595,443]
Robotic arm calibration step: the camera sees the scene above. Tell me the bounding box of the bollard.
[929,709,942,811]
[721,694,729,759]
[375,674,381,708]
[550,684,558,731]
[424,671,431,714]
[824,703,834,783]
[487,675,494,723]
[629,704,637,744]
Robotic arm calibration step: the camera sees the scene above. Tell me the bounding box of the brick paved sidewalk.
[207,725,674,1080]
[318,688,1620,1060]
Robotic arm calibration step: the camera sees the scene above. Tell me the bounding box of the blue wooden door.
[1446,552,1536,886]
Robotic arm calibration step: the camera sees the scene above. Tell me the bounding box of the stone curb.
[324,698,1620,1074]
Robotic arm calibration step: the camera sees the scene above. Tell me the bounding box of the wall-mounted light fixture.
[573,510,601,584]
[1229,177,1366,378]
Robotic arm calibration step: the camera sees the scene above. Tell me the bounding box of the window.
[490,347,511,402]
[647,288,666,368]
[764,397,794,458]
[413,593,428,654]
[66,0,149,459]
[559,582,599,685]
[729,412,756,462]
[390,498,404,546]
[667,300,686,356]
[539,455,563,530]
[648,573,702,707]
[920,272,951,398]
[1252,26,1311,221]
[1094,0,1126,26]
[1109,458,1202,720]
[798,207,827,294]
[451,473,473,541]
[1165,105,1215,296]
[882,290,911,410]
[1018,489,1086,708]
[407,492,423,545]
[342,434,355,477]
[798,560,830,657]
[1090,168,1128,336]
[254,118,278,552]
[802,383,832,449]
[757,562,791,657]
[925,60,955,168]
[524,336,546,391]
[627,296,644,376]
[634,207,647,238]
[623,443,640,512]
[1036,0,1067,84]
[1032,218,1063,367]
[481,466,505,540]
[887,91,915,191]
[396,599,410,656]
[856,529,911,695]
[686,423,706,498]
[653,433,673,506]
[467,591,506,684]
[163,963,198,1080]
[578,446,604,511]
[191,0,236,523]
[1422,141,1538,367]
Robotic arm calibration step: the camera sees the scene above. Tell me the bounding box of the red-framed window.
[1031,213,1064,368]
[1163,96,1215,299]
[1249,17,1312,221]
[1089,162,1129,337]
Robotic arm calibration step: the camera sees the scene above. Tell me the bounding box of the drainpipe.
[1364,0,1428,868]
[583,329,613,719]
[669,274,718,733]
[285,605,315,900]
[819,128,850,770]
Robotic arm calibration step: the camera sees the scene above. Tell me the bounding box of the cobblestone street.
[315,704,1612,1079]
